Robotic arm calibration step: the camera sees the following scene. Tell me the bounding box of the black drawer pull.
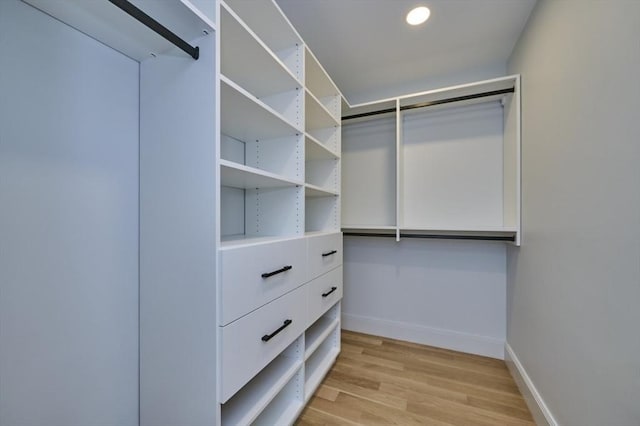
[322,286,337,298]
[261,265,292,279]
[322,250,337,257]
[261,319,292,342]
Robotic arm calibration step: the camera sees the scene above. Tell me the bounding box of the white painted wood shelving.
[342,75,522,245]
[218,0,343,424]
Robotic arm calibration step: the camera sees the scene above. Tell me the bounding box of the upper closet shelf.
[305,184,338,198]
[305,134,339,160]
[220,3,301,98]
[220,160,303,189]
[222,0,302,58]
[23,0,214,62]
[306,90,340,130]
[221,76,301,142]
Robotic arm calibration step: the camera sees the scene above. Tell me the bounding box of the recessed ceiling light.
[406,6,431,26]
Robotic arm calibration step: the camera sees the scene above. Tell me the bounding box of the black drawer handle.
[322,286,337,298]
[261,265,292,279]
[322,250,337,257]
[261,319,292,342]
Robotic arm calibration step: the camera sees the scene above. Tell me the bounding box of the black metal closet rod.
[343,232,515,242]
[342,87,515,121]
[108,0,199,60]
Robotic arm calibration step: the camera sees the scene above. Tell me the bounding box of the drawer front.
[307,233,343,280]
[220,238,307,325]
[307,266,343,326]
[220,285,306,402]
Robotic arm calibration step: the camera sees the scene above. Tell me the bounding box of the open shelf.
[306,196,339,234]
[306,90,340,131]
[220,4,301,126]
[221,354,302,425]
[220,160,302,189]
[221,76,301,143]
[221,132,303,183]
[305,133,339,160]
[304,326,339,401]
[305,316,339,360]
[23,0,215,62]
[305,48,340,121]
[250,370,304,426]
[305,184,338,198]
[222,0,303,82]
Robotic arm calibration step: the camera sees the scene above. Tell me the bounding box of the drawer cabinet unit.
[219,237,307,325]
[220,284,306,402]
[306,266,343,327]
[307,232,343,280]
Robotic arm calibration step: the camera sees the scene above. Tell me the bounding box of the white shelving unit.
[342,75,521,245]
[304,48,342,236]
[217,1,343,424]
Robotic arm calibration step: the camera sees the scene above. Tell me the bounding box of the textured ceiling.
[275,0,536,104]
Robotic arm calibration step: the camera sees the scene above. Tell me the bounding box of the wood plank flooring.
[295,330,534,426]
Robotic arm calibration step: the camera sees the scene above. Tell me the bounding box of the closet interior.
[0,0,521,424]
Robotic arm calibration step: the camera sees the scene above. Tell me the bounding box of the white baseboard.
[505,343,558,426]
[341,313,505,359]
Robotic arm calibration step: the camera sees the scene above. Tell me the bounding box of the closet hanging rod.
[107,0,200,60]
[343,232,515,242]
[342,87,515,121]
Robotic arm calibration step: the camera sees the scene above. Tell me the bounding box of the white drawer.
[307,232,343,280]
[307,266,343,326]
[220,237,307,325]
[220,285,306,402]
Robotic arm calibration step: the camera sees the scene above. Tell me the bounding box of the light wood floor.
[296,330,534,426]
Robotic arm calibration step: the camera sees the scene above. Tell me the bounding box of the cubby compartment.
[221,337,303,425]
[306,90,340,140]
[221,182,303,245]
[305,157,339,193]
[251,369,304,426]
[221,76,302,147]
[305,196,339,233]
[220,4,302,126]
[305,133,339,161]
[305,302,340,358]
[221,133,303,183]
[223,0,303,83]
[305,48,341,121]
[304,323,340,401]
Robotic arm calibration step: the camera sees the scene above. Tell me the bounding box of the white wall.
[343,237,506,359]
[0,1,139,425]
[506,1,640,425]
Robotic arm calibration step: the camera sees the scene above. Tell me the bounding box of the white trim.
[341,313,505,359]
[505,343,559,426]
